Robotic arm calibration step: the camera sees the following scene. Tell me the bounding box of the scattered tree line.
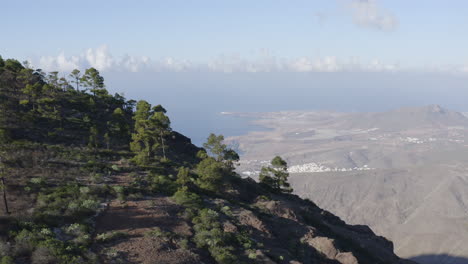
[0,55,292,217]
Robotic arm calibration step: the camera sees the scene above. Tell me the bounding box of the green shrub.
[172,187,202,208]
[79,187,90,195]
[220,206,233,217]
[145,227,175,242]
[209,246,237,264]
[235,231,255,250]
[81,199,100,211]
[247,249,257,259]
[191,209,238,264]
[26,177,47,192]
[148,174,177,195]
[112,186,126,202]
[178,238,189,249]
[13,229,37,256]
[33,185,103,225]
[89,172,104,184]
[64,224,91,246]
[0,256,14,264]
[130,174,147,189]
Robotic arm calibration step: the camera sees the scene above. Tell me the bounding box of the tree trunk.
[160,131,166,160]
[1,177,9,215]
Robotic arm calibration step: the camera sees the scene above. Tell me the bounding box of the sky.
[2,0,468,144]
[2,0,468,73]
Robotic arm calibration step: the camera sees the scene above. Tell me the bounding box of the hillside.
[0,56,413,264]
[225,107,468,264]
[339,105,468,131]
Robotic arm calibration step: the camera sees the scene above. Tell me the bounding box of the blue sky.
[2,0,468,73]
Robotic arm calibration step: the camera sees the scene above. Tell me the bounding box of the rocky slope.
[0,139,414,264]
[92,174,415,264]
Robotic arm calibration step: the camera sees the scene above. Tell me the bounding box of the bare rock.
[336,252,359,264]
[307,236,338,259]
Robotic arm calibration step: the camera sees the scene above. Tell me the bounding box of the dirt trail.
[94,172,200,264]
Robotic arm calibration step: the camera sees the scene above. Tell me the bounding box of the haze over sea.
[106,71,468,145]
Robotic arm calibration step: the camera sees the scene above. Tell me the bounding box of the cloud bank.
[28,45,468,75]
[30,45,405,74]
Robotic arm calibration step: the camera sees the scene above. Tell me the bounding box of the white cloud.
[349,0,398,31]
[159,57,193,72]
[120,55,151,72]
[34,45,155,73]
[287,57,342,72]
[29,45,468,75]
[207,52,283,73]
[37,52,80,72]
[84,45,114,71]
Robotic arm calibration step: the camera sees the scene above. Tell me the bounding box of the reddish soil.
[94,176,201,264]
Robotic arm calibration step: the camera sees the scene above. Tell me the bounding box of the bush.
[89,173,104,184]
[64,223,91,246]
[148,174,177,195]
[209,246,237,264]
[178,238,189,249]
[220,206,233,217]
[13,229,37,256]
[191,209,238,264]
[0,256,14,264]
[112,186,126,202]
[130,174,147,190]
[172,187,202,208]
[145,227,175,242]
[26,177,47,192]
[81,199,100,211]
[33,184,103,224]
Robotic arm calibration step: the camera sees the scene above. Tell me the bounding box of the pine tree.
[259,156,292,193]
[131,101,158,165]
[81,68,107,97]
[69,69,82,91]
[151,105,171,160]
